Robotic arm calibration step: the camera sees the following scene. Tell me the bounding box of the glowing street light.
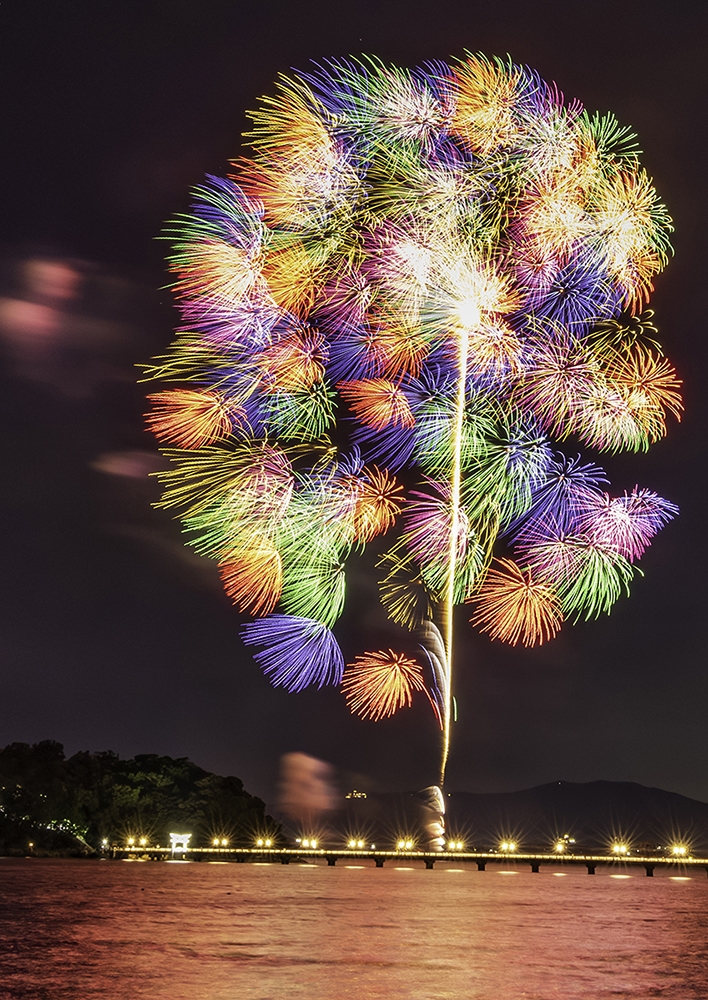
[301,838,318,849]
[348,838,366,849]
[500,841,517,853]
[139,837,147,847]
[396,839,415,851]
[611,842,630,855]
[671,844,688,856]
[447,840,464,851]
[555,834,576,853]
[127,837,135,847]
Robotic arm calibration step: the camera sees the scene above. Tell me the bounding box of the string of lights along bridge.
[114,835,705,876]
[146,52,681,790]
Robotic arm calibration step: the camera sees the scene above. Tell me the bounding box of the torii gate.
[169,832,191,856]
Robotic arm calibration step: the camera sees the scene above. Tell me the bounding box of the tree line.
[0,741,279,855]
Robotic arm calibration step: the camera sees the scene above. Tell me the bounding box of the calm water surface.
[0,858,706,999]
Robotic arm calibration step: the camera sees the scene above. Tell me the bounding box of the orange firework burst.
[604,346,683,426]
[219,537,283,616]
[342,650,428,721]
[260,241,322,317]
[146,390,236,449]
[339,378,415,429]
[257,330,326,391]
[449,54,521,154]
[370,318,430,378]
[470,558,563,646]
[353,468,404,543]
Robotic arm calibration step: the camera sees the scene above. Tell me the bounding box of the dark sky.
[1,0,706,809]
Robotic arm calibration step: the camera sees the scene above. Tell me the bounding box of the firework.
[471,558,563,646]
[147,53,679,785]
[343,650,430,721]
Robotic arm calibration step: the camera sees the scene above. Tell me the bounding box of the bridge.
[112,845,708,876]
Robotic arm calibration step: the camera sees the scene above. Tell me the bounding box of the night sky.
[1,0,706,809]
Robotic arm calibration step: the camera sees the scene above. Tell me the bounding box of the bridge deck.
[112,846,708,873]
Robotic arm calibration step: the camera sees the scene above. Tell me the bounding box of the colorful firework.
[343,650,431,722]
[146,53,680,786]
[471,558,563,646]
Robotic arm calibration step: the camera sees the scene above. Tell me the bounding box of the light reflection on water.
[0,857,706,999]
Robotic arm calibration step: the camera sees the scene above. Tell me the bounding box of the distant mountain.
[341,781,708,853]
[446,781,708,852]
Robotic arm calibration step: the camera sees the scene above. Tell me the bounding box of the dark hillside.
[0,741,278,855]
[341,781,708,853]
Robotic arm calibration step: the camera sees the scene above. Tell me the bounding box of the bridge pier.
[477,861,486,871]
[425,860,435,870]
[644,865,655,877]
[327,856,337,867]
[530,862,541,873]
[375,858,385,868]
[280,856,290,865]
[586,864,596,875]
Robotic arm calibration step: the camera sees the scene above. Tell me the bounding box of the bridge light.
[671,844,687,856]
[127,837,135,846]
[310,839,318,849]
[555,841,565,853]
[264,838,272,848]
[213,838,221,847]
[500,841,516,853]
[611,842,629,855]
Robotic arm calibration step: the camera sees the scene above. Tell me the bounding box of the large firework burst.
[146,53,680,785]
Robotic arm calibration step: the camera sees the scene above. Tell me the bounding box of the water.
[1,858,706,999]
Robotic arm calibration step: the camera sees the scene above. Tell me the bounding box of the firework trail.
[145,54,680,787]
